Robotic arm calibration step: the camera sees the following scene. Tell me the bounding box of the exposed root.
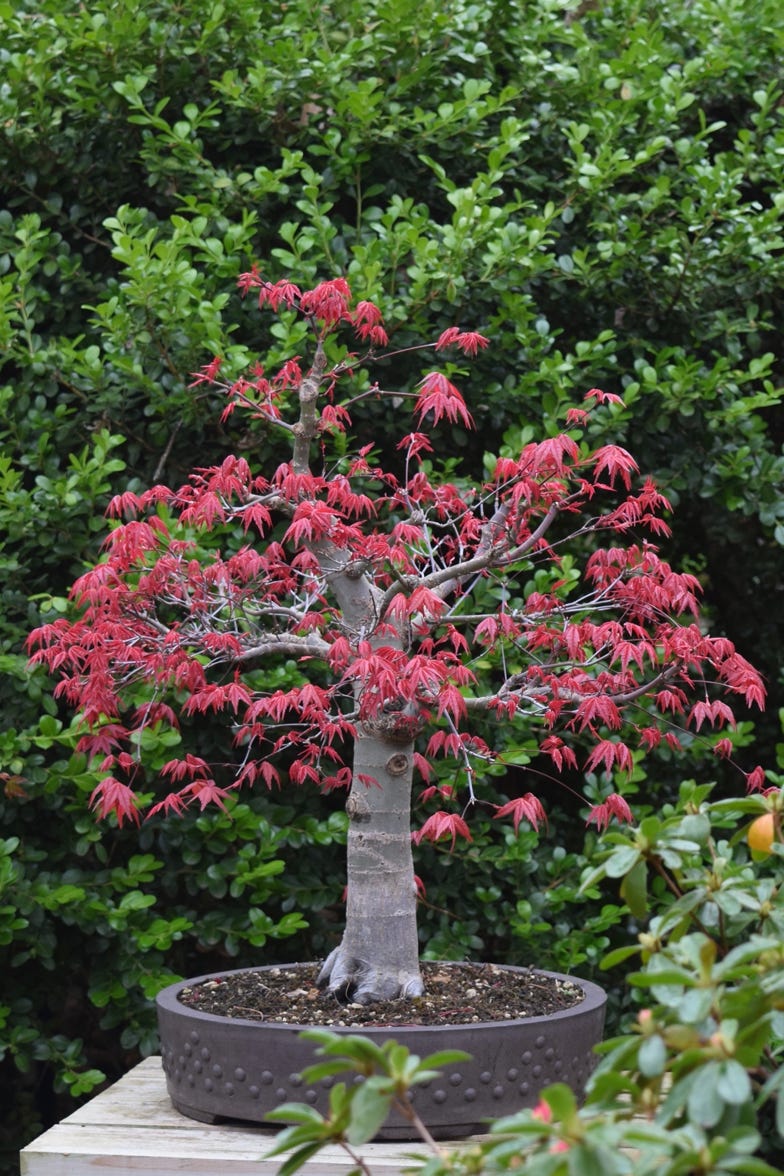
[317,947,424,1004]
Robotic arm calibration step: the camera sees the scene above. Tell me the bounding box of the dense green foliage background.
[1,0,783,1168]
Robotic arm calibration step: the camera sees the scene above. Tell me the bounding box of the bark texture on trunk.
[295,378,423,1003]
[317,726,423,1003]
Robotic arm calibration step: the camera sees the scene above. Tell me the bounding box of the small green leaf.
[418,1049,471,1070]
[677,988,714,1023]
[300,1059,353,1083]
[638,1034,667,1077]
[687,1064,724,1127]
[628,969,692,987]
[345,1081,392,1146]
[264,1103,326,1129]
[600,944,641,970]
[716,1060,751,1105]
[302,1030,388,1072]
[604,845,642,879]
[730,1163,784,1176]
[540,1083,578,1123]
[275,1142,329,1176]
[620,858,648,919]
[567,1144,613,1176]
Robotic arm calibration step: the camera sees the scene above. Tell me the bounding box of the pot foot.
[170,1099,223,1124]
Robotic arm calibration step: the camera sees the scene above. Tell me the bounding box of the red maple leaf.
[592,445,639,489]
[688,699,736,731]
[584,387,625,407]
[571,693,623,732]
[411,811,473,850]
[414,372,474,428]
[745,766,767,793]
[454,330,489,357]
[584,739,634,778]
[179,778,230,812]
[494,794,547,834]
[540,735,579,773]
[586,793,633,832]
[147,793,188,819]
[417,784,455,803]
[299,278,351,325]
[89,777,141,827]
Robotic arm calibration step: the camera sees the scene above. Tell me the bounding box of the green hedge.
[1,0,783,1167]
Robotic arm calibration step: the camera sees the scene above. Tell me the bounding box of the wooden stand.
[19,1056,467,1175]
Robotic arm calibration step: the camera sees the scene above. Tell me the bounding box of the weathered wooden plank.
[21,1124,424,1175]
[19,1059,449,1176]
[57,1058,186,1128]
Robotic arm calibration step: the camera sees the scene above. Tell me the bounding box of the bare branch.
[463,660,684,715]
[235,631,332,663]
[292,340,327,474]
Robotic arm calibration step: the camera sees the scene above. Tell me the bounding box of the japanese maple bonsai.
[29,273,765,1012]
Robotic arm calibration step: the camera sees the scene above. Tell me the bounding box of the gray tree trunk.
[296,361,424,1002]
[317,725,423,1002]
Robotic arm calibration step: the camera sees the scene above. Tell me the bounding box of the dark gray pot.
[157,962,606,1140]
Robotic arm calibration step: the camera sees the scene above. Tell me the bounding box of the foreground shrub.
[264,780,784,1173]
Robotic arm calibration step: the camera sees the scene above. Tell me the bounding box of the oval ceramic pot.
[157,962,606,1140]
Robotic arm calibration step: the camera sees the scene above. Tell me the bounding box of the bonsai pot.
[157,962,606,1140]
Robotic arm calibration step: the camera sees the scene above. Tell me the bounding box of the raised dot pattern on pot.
[161,1030,594,1113]
[410,1033,590,1108]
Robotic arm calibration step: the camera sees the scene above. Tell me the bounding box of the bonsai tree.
[28,274,765,1004]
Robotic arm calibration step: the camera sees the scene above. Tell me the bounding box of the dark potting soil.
[177,962,585,1028]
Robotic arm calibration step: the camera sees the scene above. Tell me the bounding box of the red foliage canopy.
[28,276,766,836]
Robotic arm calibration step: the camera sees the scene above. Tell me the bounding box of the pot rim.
[156,960,607,1034]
